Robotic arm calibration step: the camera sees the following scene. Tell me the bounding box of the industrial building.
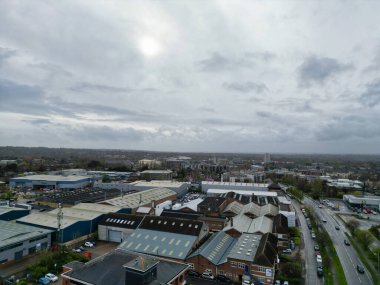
[0,221,52,264]
[94,180,190,197]
[343,195,380,211]
[206,189,274,198]
[119,216,208,261]
[98,213,144,243]
[0,205,30,221]
[16,203,124,243]
[101,188,177,214]
[61,249,189,285]
[201,181,269,193]
[140,170,173,181]
[9,175,93,190]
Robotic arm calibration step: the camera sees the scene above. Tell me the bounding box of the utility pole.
[57,203,63,244]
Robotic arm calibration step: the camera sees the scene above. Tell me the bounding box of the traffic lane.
[311,202,373,285]
[293,202,322,285]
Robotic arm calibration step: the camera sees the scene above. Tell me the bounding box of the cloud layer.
[0,0,380,153]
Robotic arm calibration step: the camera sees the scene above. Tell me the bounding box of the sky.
[0,0,380,154]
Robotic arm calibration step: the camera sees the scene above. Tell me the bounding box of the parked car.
[311,233,316,239]
[357,265,365,274]
[316,255,322,263]
[38,277,50,285]
[215,274,230,283]
[344,239,350,246]
[282,249,292,254]
[84,241,94,247]
[283,281,289,285]
[319,205,323,208]
[72,248,82,253]
[202,272,215,280]
[186,270,200,277]
[317,267,323,277]
[45,273,58,282]
[274,281,281,285]
[314,245,319,251]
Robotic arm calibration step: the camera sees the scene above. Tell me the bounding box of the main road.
[292,199,323,285]
[303,196,374,285]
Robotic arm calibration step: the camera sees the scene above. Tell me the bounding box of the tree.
[102,175,111,183]
[356,230,375,250]
[87,160,103,170]
[311,179,323,199]
[347,219,360,236]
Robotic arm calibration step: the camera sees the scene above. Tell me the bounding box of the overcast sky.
[1,0,380,154]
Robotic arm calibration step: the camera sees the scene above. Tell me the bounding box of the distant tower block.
[264,153,271,164]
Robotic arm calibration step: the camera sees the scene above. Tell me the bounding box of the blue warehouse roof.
[119,228,197,260]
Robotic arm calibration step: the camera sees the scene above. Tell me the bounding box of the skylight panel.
[169,238,175,245]
[176,240,181,246]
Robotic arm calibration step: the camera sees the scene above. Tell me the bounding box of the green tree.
[102,175,111,183]
[356,230,375,250]
[311,179,323,199]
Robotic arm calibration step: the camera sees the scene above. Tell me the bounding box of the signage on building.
[265,268,272,277]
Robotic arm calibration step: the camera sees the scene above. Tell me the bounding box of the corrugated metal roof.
[228,233,262,262]
[0,220,52,248]
[73,203,122,213]
[119,228,197,260]
[17,212,81,229]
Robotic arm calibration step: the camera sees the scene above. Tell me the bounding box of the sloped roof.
[254,232,278,267]
[223,201,244,215]
[119,228,197,260]
[272,214,289,235]
[223,215,273,234]
[139,216,204,236]
[99,213,143,229]
[228,233,262,262]
[187,231,237,265]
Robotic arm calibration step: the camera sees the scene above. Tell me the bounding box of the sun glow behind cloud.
[138,36,162,57]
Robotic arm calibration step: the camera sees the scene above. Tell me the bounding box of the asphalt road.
[303,197,374,285]
[292,200,323,285]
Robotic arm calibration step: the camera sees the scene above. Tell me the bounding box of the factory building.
[0,205,30,221]
[9,175,93,190]
[343,195,380,211]
[16,203,123,243]
[202,181,269,193]
[0,221,52,264]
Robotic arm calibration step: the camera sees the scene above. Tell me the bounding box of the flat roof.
[207,189,277,196]
[10,174,91,182]
[0,220,52,249]
[228,233,262,262]
[72,203,122,213]
[102,188,176,208]
[0,206,28,215]
[130,180,188,188]
[140,170,173,174]
[202,181,269,187]
[48,207,105,220]
[17,212,82,229]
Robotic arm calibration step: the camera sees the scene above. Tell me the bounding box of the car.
[316,255,322,263]
[335,226,340,230]
[72,248,82,253]
[38,277,50,285]
[314,245,319,251]
[45,273,58,282]
[373,211,377,215]
[274,281,281,285]
[186,270,200,277]
[357,265,365,274]
[282,249,292,254]
[344,239,350,246]
[242,281,254,285]
[79,246,85,250]
[202,272,214,280]
[317,267,323,277]
[322,219,327,223]
[283,281,289,285]
[363,209,368,214]
[215,274,230,283]
[319,205,323,208]
[84,241,94,247]
[311,233,316,239]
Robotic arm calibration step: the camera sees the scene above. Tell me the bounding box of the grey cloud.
[199,52,231,72]
[315,115,380,141]
[244,51,276,62]
[200,118,245,126]
[67,125,146,142]
[29,62,73,78]
[298,56,352,87]
[359,79,380,106]
[22,118,52,125]
[71,82,132,93]
[223,81,268,93]
[0,46,16,66]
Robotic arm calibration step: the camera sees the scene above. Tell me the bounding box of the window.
[258,266,266,272]
[237,262,245,269]
[258,276,264,282]
[231,261,237,268]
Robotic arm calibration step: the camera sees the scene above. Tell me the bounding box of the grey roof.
[63,249,188,285]
[119,228,197,260]
[0,220,52,249]
[0,206,27,215]
[228,233,262,262]
[188,231,237,265]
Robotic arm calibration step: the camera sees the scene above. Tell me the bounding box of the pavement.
[303,197,374,285]
[292,199,323,285]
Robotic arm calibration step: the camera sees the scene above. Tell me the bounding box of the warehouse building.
[101,188,177,214]
[61,249,189,285]
[9,175,93,190]
[94,180,190,197]
[140,170,174,181]
[98,213,144,243]
[0,205,30,221]
[0,221,52,264]
[202,181,269,193]
[16,203,123,243]
[343,195,380,211]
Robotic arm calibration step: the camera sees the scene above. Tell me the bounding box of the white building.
[202,181,269,193]
[9,175,93,190]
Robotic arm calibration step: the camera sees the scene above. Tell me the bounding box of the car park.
[344,239,350,246]
[202,272,214,280]
[215,274,230,283]
[357,265,365,274]
[45,273,58,282]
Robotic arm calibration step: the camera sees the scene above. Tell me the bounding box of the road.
[292,200,323,285]
[303,196,374,285]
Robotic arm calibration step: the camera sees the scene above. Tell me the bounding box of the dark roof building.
[139,216,204,236]
[254,233,278,267]
[62,249,189,285]
[197,197,228,217]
